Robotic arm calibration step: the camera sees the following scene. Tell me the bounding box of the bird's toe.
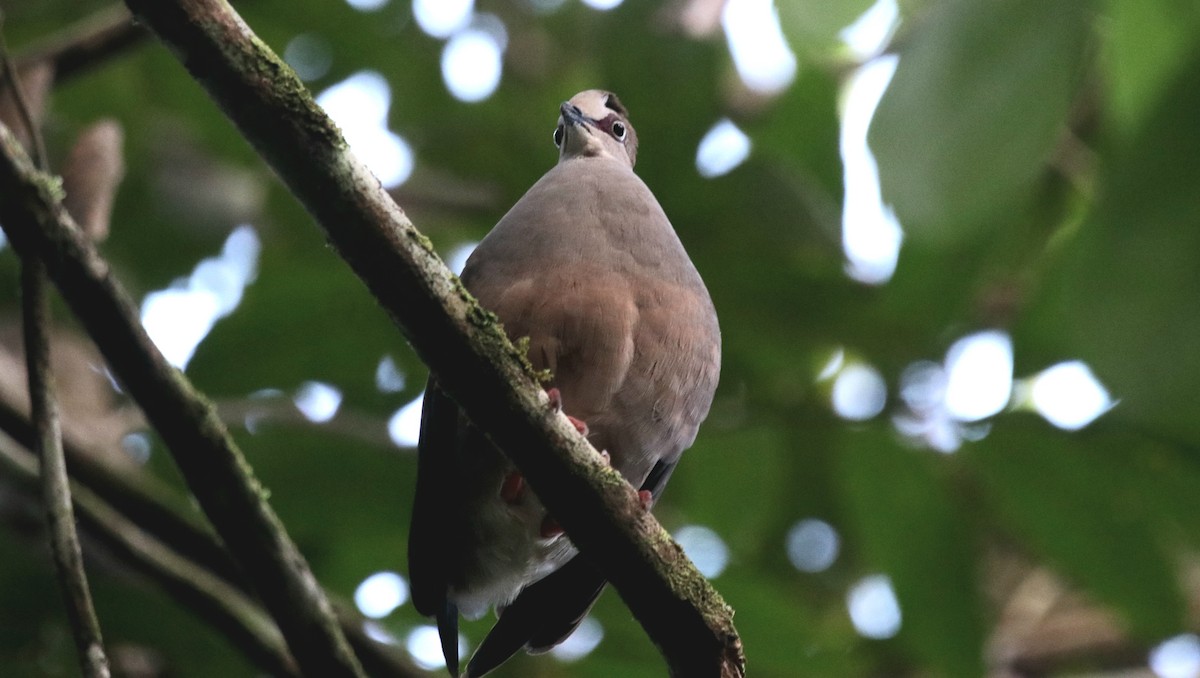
[500,471,526,504]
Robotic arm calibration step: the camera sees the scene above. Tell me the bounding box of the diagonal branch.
[12,5,145,85]
[0,397,246,584]
[0,122,364,678]
[0,23,111,677]
[20,260,112,678]
[0,401,429,678]
[0,436,299,677]
[117,0,744,675]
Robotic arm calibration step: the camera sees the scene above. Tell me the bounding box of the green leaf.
[838,426,984,676]
[777,0,878,61]
[672,424,793,556]
[1103,0,1200,134]
[1026,45,1200,445]
[870,0,1096,238]
[966,422,1186,639]
[715,574,868,678]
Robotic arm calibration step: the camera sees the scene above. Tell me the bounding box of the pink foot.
[566,415,589,435]
[546,387,588,435]
[546,387,564,412]
[539,515,564,538]
[500,471,526,503]
[638,490,653,509]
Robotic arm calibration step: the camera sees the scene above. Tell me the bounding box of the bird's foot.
[638,489,653,510]
[545,387,588,435]
[500,471,526,504]
[566,415,588,436]
[546,386,563,411]
[539,515,564,539]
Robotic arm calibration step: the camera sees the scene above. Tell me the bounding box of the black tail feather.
[466,557,606,677]
[438,600,460,677]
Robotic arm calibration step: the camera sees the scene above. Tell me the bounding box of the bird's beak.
[559,102,589,127]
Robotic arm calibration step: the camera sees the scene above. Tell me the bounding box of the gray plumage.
[408,89,720,677]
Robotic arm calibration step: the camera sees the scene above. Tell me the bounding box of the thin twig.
[0,17,111,678]
[0,121,366,677]
[12,5,145,85]
[215,395,400,451]
[21,262,112,678]
[0,20,48,169]
[116,1,743,675]
[0,437,299,677]
[0,397,245,585]
[0,398,428,677]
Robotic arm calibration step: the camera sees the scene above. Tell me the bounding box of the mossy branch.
[0,408,429,677]
[0,121,365,678]
[115,0,744,675]
[1,20,111,677]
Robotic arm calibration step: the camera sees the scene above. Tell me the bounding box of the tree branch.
[0,400,429,678]
[0,436,299,677]
[20,261,112,678]
[0,121,364,677]
[117,0,744,675]
[0,22,111,677]
[215,394,398,451]
[12,5,145,85]
[0,397,245,584]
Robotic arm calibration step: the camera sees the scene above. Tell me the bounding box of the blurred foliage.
[1,0,1199,676]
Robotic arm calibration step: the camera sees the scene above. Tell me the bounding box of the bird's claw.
[545,387,564,412]
[539,515,564,539]
[546,387,588,435]
[500,471,526,504]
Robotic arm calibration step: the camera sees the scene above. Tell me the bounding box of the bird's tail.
[438,600,460,677]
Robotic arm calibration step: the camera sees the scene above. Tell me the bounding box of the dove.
[408,90,721,677]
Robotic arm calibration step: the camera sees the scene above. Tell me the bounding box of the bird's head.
[553,89,639,168]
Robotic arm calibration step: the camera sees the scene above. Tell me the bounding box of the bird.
[407,89,721,677]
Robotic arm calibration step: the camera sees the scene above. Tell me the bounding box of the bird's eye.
[612,122,627,141]
[553,124,564,148]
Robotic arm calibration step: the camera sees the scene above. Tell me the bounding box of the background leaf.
[838,427,984,676]
[871,0,1096,239]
